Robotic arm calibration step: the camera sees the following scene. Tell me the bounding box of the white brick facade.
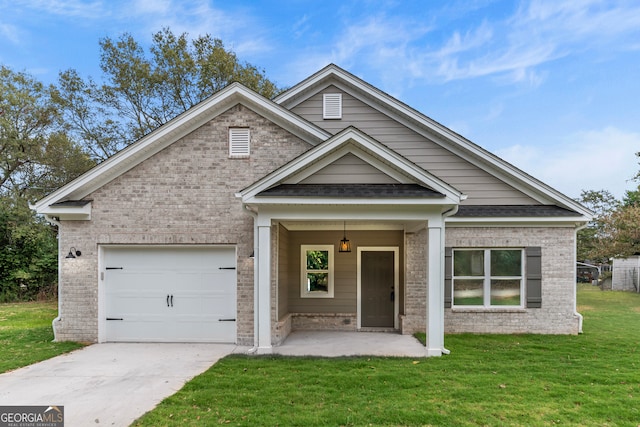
[54,105,310,344]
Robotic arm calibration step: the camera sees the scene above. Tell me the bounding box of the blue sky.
[2,0,639,200]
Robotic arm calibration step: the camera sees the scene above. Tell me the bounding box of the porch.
[251,213,451,357]
[272,330,427,357]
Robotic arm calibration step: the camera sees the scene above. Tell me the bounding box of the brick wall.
[402,229,427,334]
[56,104,311,344]
[444,226,580,334]
[400,226,580,336]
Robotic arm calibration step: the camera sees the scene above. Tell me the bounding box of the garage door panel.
[173,318,236,343]
[107,293,169,317]
[104,246,237,343]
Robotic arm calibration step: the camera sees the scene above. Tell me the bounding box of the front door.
[360,249,396,328]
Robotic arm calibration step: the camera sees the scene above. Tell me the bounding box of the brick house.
[33,64,591,356]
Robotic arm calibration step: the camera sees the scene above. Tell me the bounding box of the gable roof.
[238,126,463,207]
[275,64,592,219]
[32,82,330,216]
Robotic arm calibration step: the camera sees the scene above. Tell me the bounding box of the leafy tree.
[576,189,619,262]
[603,204,640,258]
[53,27,282,161]
[1,66,93,301]
[0,197,57,301]
[0,65,94,200]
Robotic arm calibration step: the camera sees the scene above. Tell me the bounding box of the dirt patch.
[577,305,594,312]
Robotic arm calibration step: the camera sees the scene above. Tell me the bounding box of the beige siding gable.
[291,85,540,206]
[297,153,400,184]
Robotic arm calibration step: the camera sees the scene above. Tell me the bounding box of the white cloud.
[15,0,106,19]
[423,0,640,84]
[0,22,21,45]
[496,127,640,200]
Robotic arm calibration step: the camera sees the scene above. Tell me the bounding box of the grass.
[0,300,84,373]
[134,285,640,426]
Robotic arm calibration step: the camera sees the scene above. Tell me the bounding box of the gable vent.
[323,93,342,119]
[229,128,250,158]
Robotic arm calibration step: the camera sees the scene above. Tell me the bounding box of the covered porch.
[249,206,455,357]
[237,127,464,356]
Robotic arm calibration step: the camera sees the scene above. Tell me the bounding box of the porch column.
[426,215,446,356]
[256,222,272,354]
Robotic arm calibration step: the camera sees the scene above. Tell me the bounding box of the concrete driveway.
[0,343,245,426]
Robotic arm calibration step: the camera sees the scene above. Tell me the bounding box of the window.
[301,245,334,298]
[323,93,342,119]
[452,249,523,307]
[229,128,250,158]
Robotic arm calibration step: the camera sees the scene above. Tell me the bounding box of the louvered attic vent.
[229,128,250,158]
[323,93,342,119]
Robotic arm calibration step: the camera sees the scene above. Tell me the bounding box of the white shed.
[611,256,640,292]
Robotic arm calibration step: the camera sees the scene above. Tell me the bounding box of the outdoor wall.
[444,226,581,334]
[55,104,311,344]
[401,228,428,335]
[283,229,404,314]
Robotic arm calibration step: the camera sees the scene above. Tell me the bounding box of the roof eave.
[275,64,592,218]
[33,83,330,212]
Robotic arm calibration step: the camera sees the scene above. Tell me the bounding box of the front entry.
[358,247,399,329]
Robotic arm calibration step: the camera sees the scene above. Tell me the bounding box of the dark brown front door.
[361,251,394,327]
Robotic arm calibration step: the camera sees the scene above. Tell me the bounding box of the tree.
[576,189,619,262]
[577,153,640,261]
[1,66,93,301]
[0,66,95,200]
[53,28,282,161]
[0,196,58,301]
[603,204,640,257]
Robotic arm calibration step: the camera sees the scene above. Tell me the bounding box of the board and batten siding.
[281,228,404,315]
[291,86,538,205]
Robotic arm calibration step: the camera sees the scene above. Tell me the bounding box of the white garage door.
[103,246,237,343]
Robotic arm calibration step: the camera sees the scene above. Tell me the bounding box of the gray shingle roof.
[454,205,579,217]
[50,200,93,207]
[258,184,445,198]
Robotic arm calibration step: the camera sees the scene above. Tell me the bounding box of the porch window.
[452,249,523,308]
[301,245,334,298]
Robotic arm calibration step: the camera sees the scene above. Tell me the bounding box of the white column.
[256,223,272,354]
[426,216,445,356]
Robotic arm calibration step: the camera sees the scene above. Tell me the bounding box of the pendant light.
[339,221,351,253]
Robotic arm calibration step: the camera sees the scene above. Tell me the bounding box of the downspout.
[45,214,62,342]
[574,222,590,334]
[439,204,460,356]
[244,204,259,354]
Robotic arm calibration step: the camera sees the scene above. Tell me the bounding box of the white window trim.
[452,248,524,309]
[229,127,250,158]
[323,93,342,119]
[300,244,334,298]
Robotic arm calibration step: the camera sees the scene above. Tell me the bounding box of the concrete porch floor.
[272,330,428,357]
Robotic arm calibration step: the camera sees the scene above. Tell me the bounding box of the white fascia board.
[254,203,454,225]
[33,84,329,212]
[37,202,92,220]
[446,216,589,227]
[275,65,591,218]
[243,196,455,206]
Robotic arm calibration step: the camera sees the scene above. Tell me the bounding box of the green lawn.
[134,285,640,426]
[0,300,84,373]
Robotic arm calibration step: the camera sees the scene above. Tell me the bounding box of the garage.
[102,246,237,343]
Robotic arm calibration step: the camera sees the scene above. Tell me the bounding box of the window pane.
[491,250,522,276]
[453,250,484,276]
[307,273,329,292]
[490,279,521,305]
[306,250,329,270]
[453,279,484,305]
